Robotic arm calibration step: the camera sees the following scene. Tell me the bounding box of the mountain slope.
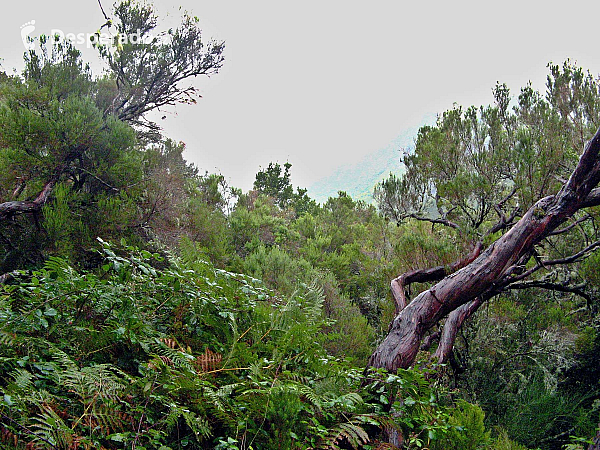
[307,116,433,204]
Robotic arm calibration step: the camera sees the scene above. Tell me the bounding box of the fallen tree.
[370,63,600,371]
[370,125,600,370]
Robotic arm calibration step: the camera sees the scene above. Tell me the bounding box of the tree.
[369,62,600,372]
[0,1,225,268]
[253,161,316,214]
[96,0,224,139]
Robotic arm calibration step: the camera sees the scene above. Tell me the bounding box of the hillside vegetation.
[0,2,599,449]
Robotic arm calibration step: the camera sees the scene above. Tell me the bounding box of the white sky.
[1,0,599,192]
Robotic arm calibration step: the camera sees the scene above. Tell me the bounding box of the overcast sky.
[1,0,599,192]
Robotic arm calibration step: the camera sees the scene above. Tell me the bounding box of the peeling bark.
[369,127,600,372]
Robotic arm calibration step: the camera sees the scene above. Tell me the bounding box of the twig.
[97,0,110,22]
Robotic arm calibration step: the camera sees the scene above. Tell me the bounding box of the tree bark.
[433,297,483,363]
[0,179,56,221]
[390,242,482,314]
[368,127,600,372]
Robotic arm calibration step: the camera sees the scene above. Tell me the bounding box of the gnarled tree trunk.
[368,127,600,372]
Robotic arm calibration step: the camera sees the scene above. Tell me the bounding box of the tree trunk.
[368,127,600,372]
[390,242,482,314]
[0,179,56,221]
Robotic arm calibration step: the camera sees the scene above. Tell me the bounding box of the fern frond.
[336,392,364,410]
[201,383,238,428]
[145,338,196,373]
[91,404,132,435]
[0,424,20,449]
[42,256,73,279]
[319,420,370,450]
[300,281,325,323]
[160,337,179,350]
[298,384,324,411]
[30,405,74,448]
[0,330,16,346]
[194,347,223,373]
[10,368,35,390]
[182,410,211,440]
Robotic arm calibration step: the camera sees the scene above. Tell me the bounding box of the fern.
[194,347,223,373]
[201,382,239,429]
[319,418,371,449]
[299,282,325,324]
[92,406,132,435]
[49,349,127,402]
[0,424,20,449]
[182,410,212,440]
[143,338,196,373]
[298,384,324,411]
[42,256,73,280]
[9,368,35,391]
[30,405,75,449]
[0,330,15,346]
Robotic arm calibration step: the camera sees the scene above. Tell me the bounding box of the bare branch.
[433,297,483,364]
[506,238,600,285]
[390,241,483,314]
[504,280,592,304]
[97,0,110,22]
[0,179,57,221]
[549,213,592,236]
[75,167,120,192]
[407,213,461,230]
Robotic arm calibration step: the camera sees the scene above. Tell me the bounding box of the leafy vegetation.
[0,1,599,449]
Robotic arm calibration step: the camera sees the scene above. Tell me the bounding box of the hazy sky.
[1,0,599,192]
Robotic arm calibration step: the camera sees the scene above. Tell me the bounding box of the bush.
[431,400,490,450]
[490,429,530,450]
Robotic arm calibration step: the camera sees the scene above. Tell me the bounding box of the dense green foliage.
[0,240,485,449]
[0,2,599,448]
[372,61,600,449]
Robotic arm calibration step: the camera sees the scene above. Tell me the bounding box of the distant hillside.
[307,117,433,204]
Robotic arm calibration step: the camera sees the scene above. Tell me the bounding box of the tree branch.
[0,179,57,221]
[504,238,600,285]
[390,241,483,314]
[369,127,600,372]
[548,213,592,236]
[407,213,461,230]
[433,297,483,364]
[504,280,592,304]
